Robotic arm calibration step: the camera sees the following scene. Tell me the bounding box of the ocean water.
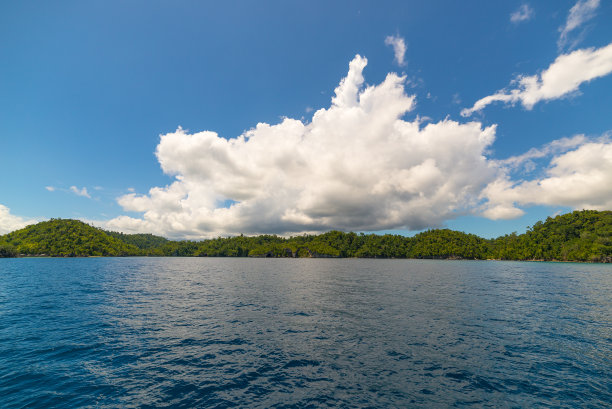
[0,258,610,408]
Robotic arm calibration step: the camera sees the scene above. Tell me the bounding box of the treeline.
[0,210,610,262]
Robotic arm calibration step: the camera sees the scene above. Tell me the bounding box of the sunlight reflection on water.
[0,258,610,407]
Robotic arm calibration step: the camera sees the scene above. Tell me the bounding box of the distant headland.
[0,210,610,262]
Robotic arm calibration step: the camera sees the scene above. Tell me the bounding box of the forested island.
[0,210,610,262]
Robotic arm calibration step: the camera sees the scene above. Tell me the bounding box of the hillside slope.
[490,210,611,262]
[0,219,141,257]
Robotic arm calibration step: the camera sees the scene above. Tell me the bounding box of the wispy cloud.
[462,42,612,116]
[499,134,588,170]
[510,4,534,24]
[558,0,600,50]
[45,186,55,192]
[385,35,407,66]
[70,186,91,198]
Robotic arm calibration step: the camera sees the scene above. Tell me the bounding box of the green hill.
[407,229,491,259]
[0,210,610,261]
[490,210,612,262]
[0,219,141,257]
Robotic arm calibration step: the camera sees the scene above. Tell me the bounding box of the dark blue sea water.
[0,258,611,408]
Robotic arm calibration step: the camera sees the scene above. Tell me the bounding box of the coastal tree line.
[0,210,610,262]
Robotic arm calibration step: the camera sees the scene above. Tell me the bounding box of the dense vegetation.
[0,219,141,257]
[105,231,169,250]
[0,243,17,258]
[489,210,611,262]
[0,211,610,262]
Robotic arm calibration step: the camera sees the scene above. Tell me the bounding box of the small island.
[0,210,610,262]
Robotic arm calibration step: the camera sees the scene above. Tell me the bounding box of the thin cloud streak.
[558,0,600,50]
[462,42,612,116]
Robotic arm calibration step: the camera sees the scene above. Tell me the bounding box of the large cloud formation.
[462,41,612,116]
[107,56,500,238]
[482,136,612,219]
[106,55,612,238]
[0,204,35,235]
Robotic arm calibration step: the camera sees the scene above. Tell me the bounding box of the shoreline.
[3,255,609,264]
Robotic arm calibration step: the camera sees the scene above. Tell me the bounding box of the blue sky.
[1,0,611,238]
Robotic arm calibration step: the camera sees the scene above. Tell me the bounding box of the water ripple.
[0,258,610,407]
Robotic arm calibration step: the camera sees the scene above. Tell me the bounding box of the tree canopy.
[0,211,610,262]
[0,219,141,257]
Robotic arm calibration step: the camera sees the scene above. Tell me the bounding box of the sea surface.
[0,258,611,408]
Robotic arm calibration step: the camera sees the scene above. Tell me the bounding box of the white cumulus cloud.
[385,35,407,66]
[482,135,612,218]
[0,204,36,235]
[106,55,500,238]
[510,4,534,24]
[103,56,612,238]
[70,186,91,198]
[558,0,600,50]
[461,41,612,116]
